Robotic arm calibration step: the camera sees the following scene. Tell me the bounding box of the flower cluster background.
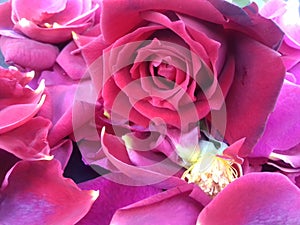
[0,0,300,224]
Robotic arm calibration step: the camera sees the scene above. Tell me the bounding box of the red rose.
[77,0,285,156]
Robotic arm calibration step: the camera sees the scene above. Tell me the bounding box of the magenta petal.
[50,139,73,169]
[0,36,59,70]
[37,75,77,146]
[198,173,300,225]
[110,183,210,225]
[252,80,300,157]
[224,35,285,156]
[0,1,14,29]
[0,159,98,225]
[12,0,67,22]
[56,41,87,80]
[78,176,161,225]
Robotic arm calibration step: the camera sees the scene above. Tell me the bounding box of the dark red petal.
[101,0,225,43]
[224,35,285,156]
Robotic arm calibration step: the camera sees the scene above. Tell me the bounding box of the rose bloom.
[74,0,286,191]
[78,0,285,158]
[0,0,100,43]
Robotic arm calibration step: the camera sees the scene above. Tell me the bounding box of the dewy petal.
[252,80,300,158]
[0,159,99,225]
[197,173,300,225]
[0,36,59,70]
[224,35,285,157]
[110,183,210,225]
[77,176,161,225]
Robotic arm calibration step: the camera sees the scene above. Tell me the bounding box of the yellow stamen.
[182,155,240,197]
[176,133,243,197]
[103,110,110,119]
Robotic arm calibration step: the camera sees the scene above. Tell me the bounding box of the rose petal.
[197,173,300,225]
[50,139,73,169]
[110,183,210,225]
[0,36,59,70]
[77,176,161,225]
[56,41,87,80]
[0,1,14,29]
[0,159,99,225]
[0,116,51,160]
[101,0,225,43]
[252,80,300,157]
[210,1,284,49]
[100,129,185,188]
[12,0,68,23]
[224,34,285,156]
[37,74,78,146]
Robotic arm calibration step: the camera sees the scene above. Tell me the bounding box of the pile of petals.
[0,0,299,224]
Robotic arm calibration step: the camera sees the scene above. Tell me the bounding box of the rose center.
[182,155,239,197]
[177,137,242,197]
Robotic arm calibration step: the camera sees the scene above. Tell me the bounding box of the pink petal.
[0,159,99,225]
[252,80,300,157]
[0,116,51,160]
[110,183,210,225]
[0,93,46,134]
[12,0,67,23]
[100,129,185,188]
[50,139,73,169]
[37,73,78,146]
[0,36,59,70]
[77,176,161,225]
[0,1,14,29]
[198,173,300,225]
[56,41,87,80]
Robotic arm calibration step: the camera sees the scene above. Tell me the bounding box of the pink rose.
[0,0,100,43]
[78,0,285,156]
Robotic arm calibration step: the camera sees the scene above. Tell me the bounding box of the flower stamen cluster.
[182,154,239,197]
